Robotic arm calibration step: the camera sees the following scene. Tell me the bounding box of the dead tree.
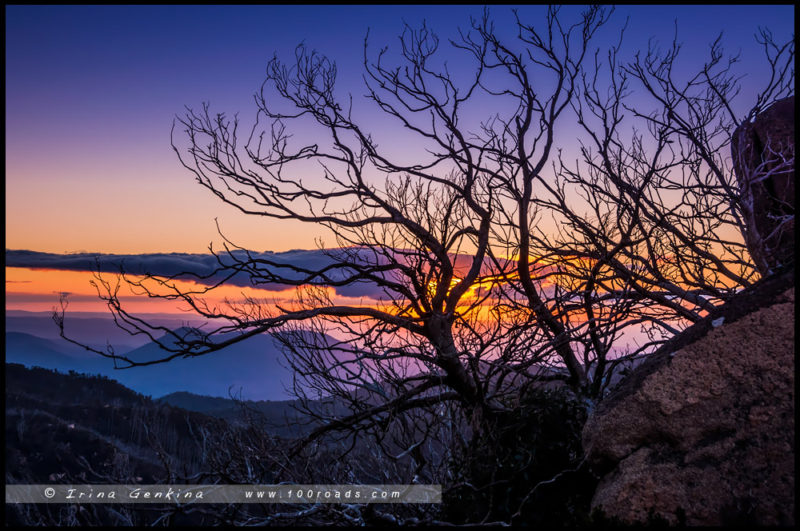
[54,7,793,479]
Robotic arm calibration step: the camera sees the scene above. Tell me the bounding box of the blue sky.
[6,4,795,254]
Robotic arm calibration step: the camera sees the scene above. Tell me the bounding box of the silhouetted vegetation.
[443,388,596,526]
[41,4,793,527]
[6,364,233,526]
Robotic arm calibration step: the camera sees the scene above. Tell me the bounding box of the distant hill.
[6,361,148,406]
[6,312,154,351]
[5,331,110,372]
[5,328,296,401]
[158,391,314,438]
[116,329,293,400]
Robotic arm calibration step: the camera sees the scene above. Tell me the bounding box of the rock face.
[731,96,795,275]
[583,269,795,526]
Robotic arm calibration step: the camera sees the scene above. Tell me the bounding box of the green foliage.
[442,387,598,526]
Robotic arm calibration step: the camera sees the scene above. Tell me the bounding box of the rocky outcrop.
[732,96,795,275]
[583,269,795,526]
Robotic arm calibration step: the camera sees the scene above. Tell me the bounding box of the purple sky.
[6,5,795,254]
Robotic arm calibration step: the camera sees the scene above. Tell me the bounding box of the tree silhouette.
[54,7,793,510]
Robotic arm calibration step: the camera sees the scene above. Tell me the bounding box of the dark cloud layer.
[6,249,389,299]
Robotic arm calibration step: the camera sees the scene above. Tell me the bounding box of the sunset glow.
[6,267,379,316]
[5,8,794,525]
[5,5,792,397]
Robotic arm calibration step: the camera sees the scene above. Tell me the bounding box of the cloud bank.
[6,249,395,299]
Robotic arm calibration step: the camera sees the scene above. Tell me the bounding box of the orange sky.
[5,267,372,315]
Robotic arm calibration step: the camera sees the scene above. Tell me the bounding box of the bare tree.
[54,7,793,520]
[523,24,794,396]
[57,6,612,427]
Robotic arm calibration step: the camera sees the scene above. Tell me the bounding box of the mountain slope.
[5,363,245,526]
[5,329,294,401]
[5,331,109,372]
[116,330,292,400]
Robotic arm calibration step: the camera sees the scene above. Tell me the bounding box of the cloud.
[5,249,395,299]
[6,248,529,302]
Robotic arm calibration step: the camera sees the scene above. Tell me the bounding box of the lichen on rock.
[583,270,795,526]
